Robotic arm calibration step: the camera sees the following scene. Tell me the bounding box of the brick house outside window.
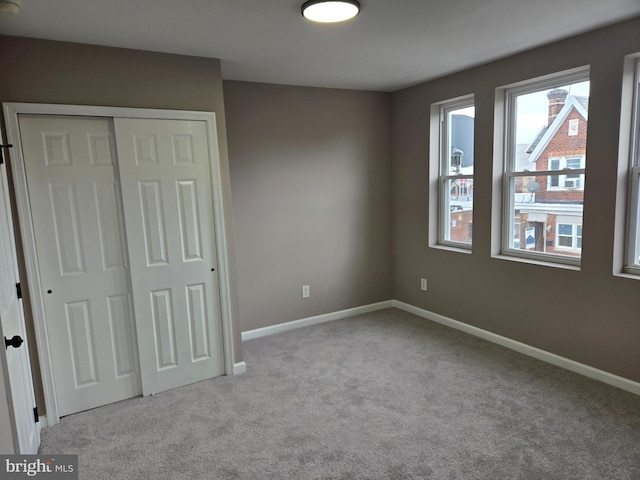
[514,88,587,257]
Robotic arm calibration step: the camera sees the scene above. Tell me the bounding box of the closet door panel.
[115,118,224,395]
[18,115,141,416]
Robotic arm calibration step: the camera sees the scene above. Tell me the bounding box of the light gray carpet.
[39,308,640,479]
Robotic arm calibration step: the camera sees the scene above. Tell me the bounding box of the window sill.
[430,243,472,255]
[492,252,581,271]
[614,271,640,281]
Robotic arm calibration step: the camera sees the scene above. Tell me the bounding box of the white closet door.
[115,118,224,395]
[19,115,141,416]
[0,158,39,453]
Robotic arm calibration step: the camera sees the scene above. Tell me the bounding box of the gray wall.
[391,17,640,382]
[0,36,244,414]
[224,81,392,332]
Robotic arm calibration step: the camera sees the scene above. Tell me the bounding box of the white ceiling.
[1,0,639,92]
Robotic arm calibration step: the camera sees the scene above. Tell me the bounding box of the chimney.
[546,88,568,125]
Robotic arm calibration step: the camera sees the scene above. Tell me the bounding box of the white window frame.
[498,67,589,267]
[555,223,582,251]
[625,58,640,275]
[547,156,585,190]
[429,95,475,250]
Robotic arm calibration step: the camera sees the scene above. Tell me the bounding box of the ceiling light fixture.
[0,0,22,15]
[301,0,360,23]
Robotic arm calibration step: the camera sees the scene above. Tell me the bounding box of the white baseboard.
[233,362,247,375]
[239,298,639,396]
[241,300,394,341]
[392,300,640,396]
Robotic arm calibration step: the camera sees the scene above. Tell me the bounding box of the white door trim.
[2,102,238,424]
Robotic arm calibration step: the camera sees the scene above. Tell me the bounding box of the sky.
[515,80,590,144]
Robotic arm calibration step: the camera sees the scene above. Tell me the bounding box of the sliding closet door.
[18,115,141,416]
[115,118,224,395]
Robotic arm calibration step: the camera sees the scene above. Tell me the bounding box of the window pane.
[634,187,640,267]
[512,81,589,173]
[505,76,588,263]
[558,235,573,247]
[626,60,640,272]
[443,178,473,245]
[566,157,582,169]
[508,175,583,258]
[558,224,572,235]
[438,98,474,248]
[445,106,475,175]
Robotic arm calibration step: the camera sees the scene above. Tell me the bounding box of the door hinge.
[0,144,13,165]
[16,283,22,300]
[33,406,39,423]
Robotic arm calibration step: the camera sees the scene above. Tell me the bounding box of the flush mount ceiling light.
[0,0,22,15]
[301,0,360,23]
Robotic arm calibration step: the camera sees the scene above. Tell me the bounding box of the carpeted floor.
[39,308,640,479]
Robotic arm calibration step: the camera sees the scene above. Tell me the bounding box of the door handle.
[4,335,24,350]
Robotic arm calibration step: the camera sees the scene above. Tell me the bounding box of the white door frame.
[3,102,238,425]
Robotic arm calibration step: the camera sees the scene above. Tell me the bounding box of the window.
[432,96,475,248]
[626,58,640,273]
[556,223,582,250]
[568,118,579,136]
[548,156,585,189]
[500,69,589,265]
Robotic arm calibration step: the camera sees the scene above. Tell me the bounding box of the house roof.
[574,95,589,111]
[526,127,549,155]
[527,96,589,164]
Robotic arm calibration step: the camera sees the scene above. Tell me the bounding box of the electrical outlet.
[302,285,310,298]
[420,278,427,291]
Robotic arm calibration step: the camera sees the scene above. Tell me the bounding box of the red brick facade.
[534,109,586,204]
[449,209,473,243]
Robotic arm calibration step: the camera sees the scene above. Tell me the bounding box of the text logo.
[1,455,78,479]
